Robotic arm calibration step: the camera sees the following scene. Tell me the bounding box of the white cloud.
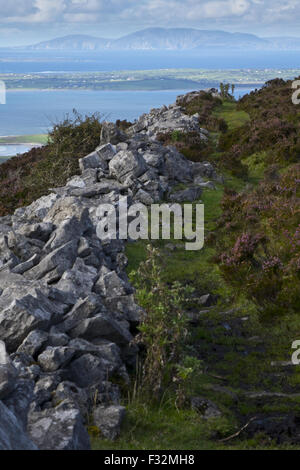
[186,0,250,19]
[0,0,36,17]
[1,0,66,23]
[0,0,299,31]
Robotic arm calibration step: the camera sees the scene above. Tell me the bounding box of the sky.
[0,0,300,46]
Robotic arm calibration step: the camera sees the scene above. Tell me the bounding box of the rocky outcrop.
[0,90,220,449]
[126,100,209,141]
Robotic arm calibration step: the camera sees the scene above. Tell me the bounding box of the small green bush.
[130,245,195,399]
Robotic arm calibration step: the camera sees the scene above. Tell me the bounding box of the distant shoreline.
[4,84,263,93]
[0,135,47,145]
[0,141,43,145]
[1,67,298,93]
[6,88,79,92]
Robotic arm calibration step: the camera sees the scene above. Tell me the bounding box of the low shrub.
[129,245,200,400]
[217,163,300,316]
[0,111,102,215]
[157,130,213,163]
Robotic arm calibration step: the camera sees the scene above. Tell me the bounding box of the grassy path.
[92,101,300,450]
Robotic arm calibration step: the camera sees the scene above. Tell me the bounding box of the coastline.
[0,141,43,146]
[4,83,264,93]
[0,141,44,161]
[0,135,47,149]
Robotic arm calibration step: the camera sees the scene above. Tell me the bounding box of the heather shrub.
[219,77,300,171]
[0,111,102,215]
[177,91,226,133]
[219,144,249,179]
[217,163,300,316]
[157,130,213,162]
[115,119,132,131]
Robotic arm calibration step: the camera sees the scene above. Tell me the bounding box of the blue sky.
[0,0,300,46]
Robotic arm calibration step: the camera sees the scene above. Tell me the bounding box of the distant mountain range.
[25,28,300,51]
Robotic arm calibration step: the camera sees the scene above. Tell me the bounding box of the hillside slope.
[1,83,300,450]
[94,82,300,450]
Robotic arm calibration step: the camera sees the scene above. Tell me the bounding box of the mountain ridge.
[24,27,300,51]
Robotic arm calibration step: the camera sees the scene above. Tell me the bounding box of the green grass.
[242,151,267,183]
[92,401,226,450]
[0,134,48,144]
[125,186,224,293]
[91,397,300,450]
[213,101,250,131]
[126,240,149,274]
[201,185,223,230]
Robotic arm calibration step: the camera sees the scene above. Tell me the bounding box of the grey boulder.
[17,330,49,357]
[0,401,37,450]
[66,354,106,388]
[93,405,125,440]
[28,401,90,450]
[68,312,132,346]
[109,150,147,183]
[169,186,202,203]
[0,290,54,352]
[79,151,104,172]
[38,346,75,372]
[26,239,78,282]
[164,148,193,183]
[100,122,127,145]
[96,143,117,161]
[3,379,34,430]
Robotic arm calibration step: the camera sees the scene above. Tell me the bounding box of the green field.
[0,135,47,161]
[0,134,48,144]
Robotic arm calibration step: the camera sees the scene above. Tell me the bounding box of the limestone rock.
[169,186,202,203]
[0,401,37,450]
[93,405,125,440]
[28,402,90,450]
[38,346,75,372]
[109,150,147,183]
[11,254,40,275]
[96,143,117,161]
[17,330,49,357]
[33,375,61,408]
[3,379,34,430]
[26,239,78,282]
[163,148,193,183]
[79,151,103,172]
[66,354,106,388]
[94,268,131,297]
[55,258,98,300]
[100,122,127,145]
[68,312,132,346]
[0,289,55,352]
[59,294,103,333]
